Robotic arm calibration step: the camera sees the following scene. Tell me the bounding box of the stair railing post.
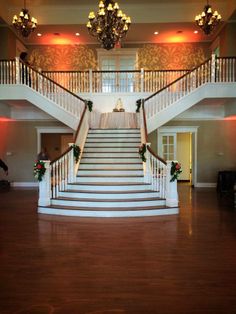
[89,69,93,93]
[15,57,20,84]
[38,160,51,206]
[38,67,43,94]
[140,68,144,93]
[165,161,179,207]
[211,53,216,83]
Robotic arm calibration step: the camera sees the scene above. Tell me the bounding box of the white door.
[159,133,177,161]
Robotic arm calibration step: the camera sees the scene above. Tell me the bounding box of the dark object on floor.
[0,180,10,191]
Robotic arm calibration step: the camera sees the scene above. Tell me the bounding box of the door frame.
[158,126,199,186]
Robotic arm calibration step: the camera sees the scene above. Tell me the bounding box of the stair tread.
[78,168,142,171]
[76,175,144,177]
[62,189,159,194]
[45,205,171,211]
[69,182,150,186]
[53,197,164,202]
[80,162,142,164]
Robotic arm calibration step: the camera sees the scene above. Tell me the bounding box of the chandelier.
[86,0,131,50]
[195,1,221,35]
[12,0,37,37]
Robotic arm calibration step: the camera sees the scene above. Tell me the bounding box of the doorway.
[158,126,198,186]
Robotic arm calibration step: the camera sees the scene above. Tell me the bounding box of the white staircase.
[38,128,178,217]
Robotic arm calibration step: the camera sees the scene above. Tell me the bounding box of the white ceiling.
[0,0,235,45]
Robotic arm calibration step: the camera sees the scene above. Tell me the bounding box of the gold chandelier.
[86,0,131,50]
[195,1,221,35]
[12,0,37,37]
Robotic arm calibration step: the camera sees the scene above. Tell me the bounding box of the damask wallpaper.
[137,43,210,70]
[28,45,97,71]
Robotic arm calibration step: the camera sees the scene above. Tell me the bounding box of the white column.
[89,69,93,93]
[211,54,216,83]
[140,68,144,93]
[165,161,179,207]
[38,161,51,206]
[15,57,20,84]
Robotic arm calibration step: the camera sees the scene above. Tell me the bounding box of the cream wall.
[0,120,66,183]
[149,120,236,184]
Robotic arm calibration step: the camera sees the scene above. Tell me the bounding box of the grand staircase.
[38,128,178,217]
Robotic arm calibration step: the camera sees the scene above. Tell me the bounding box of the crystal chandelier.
[195,1,221,35]
[12,0,37,37]
[86,0,131,50]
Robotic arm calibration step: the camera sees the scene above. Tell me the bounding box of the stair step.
[79,163,143,170]
[82,152,140,158]
[83,147,138,152]
[67,182,152,191]
[77,170,143,176]
[86,137,141,142]
[80,158,141,163]
[38,205,178,217]
[58,190,160,199]
[88,129,140,135]
[51,198,166,208]
[76,177,144,183]
[85,142,139,147]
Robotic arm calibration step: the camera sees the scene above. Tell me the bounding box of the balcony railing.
[42,69,189,93]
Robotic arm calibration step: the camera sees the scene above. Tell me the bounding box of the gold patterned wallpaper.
[28,45,97,71]
[137,43,210,70]
[28,43,210,71]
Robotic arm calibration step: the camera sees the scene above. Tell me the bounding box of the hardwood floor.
[0,184,236,314]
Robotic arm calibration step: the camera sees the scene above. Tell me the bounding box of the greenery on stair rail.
[86,100,93,112]
[136,99,142,113]
[138,143,146,162]
[170,161,182,182]
[72,144,81,163]
[33,160,46,182]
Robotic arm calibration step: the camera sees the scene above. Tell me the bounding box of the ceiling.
[0,0,235,45]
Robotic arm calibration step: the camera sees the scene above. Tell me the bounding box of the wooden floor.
[0,184,236,314]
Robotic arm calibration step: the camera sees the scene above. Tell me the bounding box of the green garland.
[72,144,81,163]
[33,160,46,182]
[86,100,93,112]
[138,143,146,162]
[136,99,142,113]
[170,161,182,182]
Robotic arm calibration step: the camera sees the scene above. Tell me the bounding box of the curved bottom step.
[38,205,179,218]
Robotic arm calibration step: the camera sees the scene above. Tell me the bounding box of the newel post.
[165,161,179,207]
[38,161,51,206]
[68,143,75,182]
[140,68,144,93]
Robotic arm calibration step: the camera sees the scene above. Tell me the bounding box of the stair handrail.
[139,100,168,199]
[143,55,236,123]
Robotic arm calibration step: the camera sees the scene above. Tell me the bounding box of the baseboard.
[11,182,38,187]
[195,182,217,188]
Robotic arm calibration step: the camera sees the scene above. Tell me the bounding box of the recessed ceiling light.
[75,32,80,36]
[154,31,159,35]
[194,30,198,34]
[53,33,60,36]
[37,33,42,37]
[177,30,183,34]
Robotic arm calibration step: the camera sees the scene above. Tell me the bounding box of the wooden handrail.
[142,100,166,165]
[50,146,72,165]
[19,60,86,103]
[73,104,88,142]
[144,57,212,102]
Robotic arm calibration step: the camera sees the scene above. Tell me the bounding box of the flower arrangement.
[86,100,93,112]
[139,143,146,162]
[170,161,182,182]
[136,99,142,113]
[72,144,81,163]
[33,160,46,182]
